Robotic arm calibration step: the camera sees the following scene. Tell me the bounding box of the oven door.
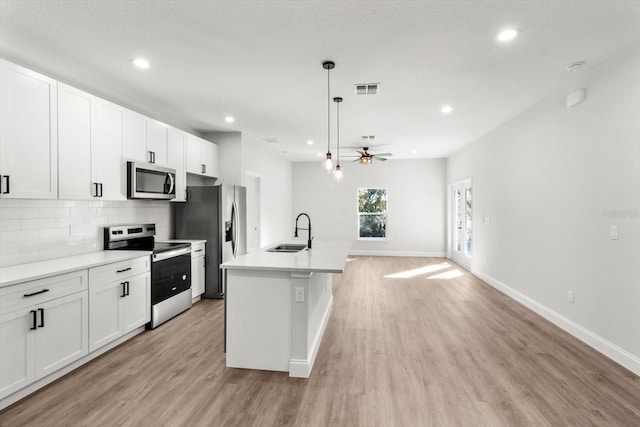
[127,161,176,200]
[151,253,191,305]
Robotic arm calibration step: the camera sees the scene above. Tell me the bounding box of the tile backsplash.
[0,199,172,268]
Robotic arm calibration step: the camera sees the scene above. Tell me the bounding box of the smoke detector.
[355,83,379,95]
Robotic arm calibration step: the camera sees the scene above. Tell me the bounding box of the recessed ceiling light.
[497,28,519,42]
[131,58,150,69]
[411,150,417,154]
[440,105,453,114]
[317,152,323,157]
[225,116,235,123]
[307,140,314,145]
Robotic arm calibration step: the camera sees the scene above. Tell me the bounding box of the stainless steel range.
[104,224,191,329]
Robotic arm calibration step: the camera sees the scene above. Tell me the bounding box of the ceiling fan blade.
[373,152,393,157]
[372,156,388,161]
[352,158,362,162]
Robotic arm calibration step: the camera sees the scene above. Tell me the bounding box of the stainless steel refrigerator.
[173,185,246,299]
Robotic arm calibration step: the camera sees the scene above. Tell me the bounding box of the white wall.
[292,159,446,256]
[0,199,171,267]
[447,43,640,374]
[242,133,293,247]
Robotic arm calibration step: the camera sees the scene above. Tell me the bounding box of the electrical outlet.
[610,225,619,240]
[295,287,305,303]
[568,290,575,303]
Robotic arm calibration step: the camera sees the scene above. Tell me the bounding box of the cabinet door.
[92,98,126,200]
[168,128,186,202]
[89,279,123,352]
[122,273,150,334]
[124,110,149,163]
[34,291,88,379]
[191,255,205,299]
[201,141,219,178]
[58,83,93,200]
[0,59,58,199]
[0,307,36,399]
[185,134,202,174]
[148,120,169,166]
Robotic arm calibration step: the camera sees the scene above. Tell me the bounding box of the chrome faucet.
[294,213,313,249]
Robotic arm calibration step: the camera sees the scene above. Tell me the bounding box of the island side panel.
[226,269,291,372]
[289,271,333,378]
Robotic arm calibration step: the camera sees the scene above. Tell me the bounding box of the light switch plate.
[295,287,305,303]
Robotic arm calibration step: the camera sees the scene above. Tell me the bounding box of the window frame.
[356,187,388,240]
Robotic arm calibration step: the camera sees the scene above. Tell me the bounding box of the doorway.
[244,170,262,253]
[450,180,472,268]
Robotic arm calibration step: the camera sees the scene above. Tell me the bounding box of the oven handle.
[152,246,191,262]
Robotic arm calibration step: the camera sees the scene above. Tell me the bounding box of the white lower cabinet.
[191,242,206,299]
[0,271,89,399]
[88,257,150,352]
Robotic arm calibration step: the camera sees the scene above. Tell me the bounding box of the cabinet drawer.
[89,256,150,286]
[0,270,88,314]
[191,242,205,257]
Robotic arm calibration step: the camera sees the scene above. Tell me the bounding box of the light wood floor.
[1,256,639,426]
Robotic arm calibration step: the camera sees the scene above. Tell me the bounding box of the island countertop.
[220,240,351,273]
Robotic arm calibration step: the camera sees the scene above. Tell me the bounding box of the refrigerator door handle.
[234,200,240,257]
[231,201,237,257]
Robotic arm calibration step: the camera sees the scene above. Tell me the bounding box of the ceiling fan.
[344,147,393,164]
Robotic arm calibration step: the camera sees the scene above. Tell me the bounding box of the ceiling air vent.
[262,138,279,144]
[354,83,379,95]
[361,135,376,141]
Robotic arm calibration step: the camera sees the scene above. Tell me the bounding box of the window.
[357,188,387,238]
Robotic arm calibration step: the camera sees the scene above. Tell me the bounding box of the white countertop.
[0,251,151,288]
[220,240,351,273]
[157,239,207,244]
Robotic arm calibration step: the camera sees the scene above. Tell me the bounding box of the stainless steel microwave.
[127,162,176,200]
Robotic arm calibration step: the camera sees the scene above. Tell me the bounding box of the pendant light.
[333,96,343,181]
[322,61,335,172]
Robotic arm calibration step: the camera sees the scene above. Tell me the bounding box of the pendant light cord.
[336,100,340,165]
[327,67,331,155]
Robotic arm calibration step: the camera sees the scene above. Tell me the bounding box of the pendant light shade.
[333,96,343,181]
[322,61,335,172]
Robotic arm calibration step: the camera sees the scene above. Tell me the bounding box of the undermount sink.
[266,243,307,253]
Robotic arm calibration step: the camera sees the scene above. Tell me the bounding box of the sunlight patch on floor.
[384,262,451,279]
[426,269,465,280]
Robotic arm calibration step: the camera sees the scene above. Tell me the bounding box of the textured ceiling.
[1,1,639,161]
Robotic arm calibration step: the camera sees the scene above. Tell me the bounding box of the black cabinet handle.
[1,175,9,194]
[30,310,37,330]
[98,183,103,197]
[125,281,130,296]
[23,288,50,297]
[116,267,132,273]
[201,164,206,174]
[93,182,99,197]
[38,308,44,328]
[121,282,126,298]
[194,249,203,253]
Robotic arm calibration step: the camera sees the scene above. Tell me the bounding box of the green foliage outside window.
[358,188,387,238]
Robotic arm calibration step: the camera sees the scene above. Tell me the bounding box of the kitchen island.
[220,241,350,378]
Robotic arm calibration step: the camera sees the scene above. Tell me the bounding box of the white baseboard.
[349,250,447,258]
[289,295,334,378]
[473,269,640,376]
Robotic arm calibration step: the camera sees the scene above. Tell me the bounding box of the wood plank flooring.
[1,256,639,426]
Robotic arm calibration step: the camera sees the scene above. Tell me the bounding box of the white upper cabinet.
[186,134,219,178]
[57,83,93,200]
[148,120,169,166]
[58,83,126,201]
[124,111,169,166]
[92,98,126,200]
[0,59,58,199]
[168,127,187,202]
[124,110,149,163]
